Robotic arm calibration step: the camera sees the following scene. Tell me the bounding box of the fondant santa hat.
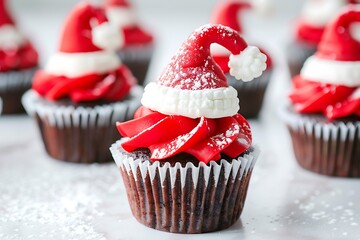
[141,24,267,119]
[300,6,360,87]
[0,0,26,49]
[104,0,153,45]
[0,0,14,26]
[295,0,358,45]
[45,2,123,78]
[211,0,271,33]
[211,0,272,72]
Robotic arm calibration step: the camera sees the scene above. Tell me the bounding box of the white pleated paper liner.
[22,86,143,163]
[110,139,259,233]
[286,40,316,78]
[280,106,360,177]
[227,69,272,118]
[0,67,37,114]
[117,44,154,86]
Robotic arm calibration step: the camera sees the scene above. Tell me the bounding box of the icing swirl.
[289,76,360,119]
[32,64,135,103]
[117,106,252,164]
[0,42,38,72]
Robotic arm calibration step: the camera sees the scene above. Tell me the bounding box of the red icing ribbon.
[295,20,324,46]
[289,76,360,120]
[32,65,135,102]
[117,106,252,164]
[0,42,38,72]
[122,26,153,46]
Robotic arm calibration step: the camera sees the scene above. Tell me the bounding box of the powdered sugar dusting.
[0,157,124,240]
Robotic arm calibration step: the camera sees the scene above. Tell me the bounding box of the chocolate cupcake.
[282,7,360,177]
[211,1,273,118]
[286,0,354,78]
[0,0,38,114]
[105,0,154,86]
[22,2,142,164]
[110,24,267,233]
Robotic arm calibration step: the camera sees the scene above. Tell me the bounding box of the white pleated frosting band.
[45,51,121,78]
[300,56,360,87]
[141,82,240,119]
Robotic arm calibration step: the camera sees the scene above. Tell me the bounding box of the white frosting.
[350,22,360,43]
[45,51,121,78]
[141,82,240,119]
[106,7,137,27]
[228,46,267,82]
[92,22,123,50]
[301,0,347,27]
[0,25,26,49]
[300,56,360,87]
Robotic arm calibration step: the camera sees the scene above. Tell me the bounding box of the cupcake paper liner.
[110,139,259,233]
[281,107,360,177]
[117,44,154,86]
[0,67,37,114]
[286,41,316,78]
[22,86,143,163]
[228,69,272,118]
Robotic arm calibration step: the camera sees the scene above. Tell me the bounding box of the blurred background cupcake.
[286,0,358,78]
[0,0,38,114]
[211,0,273,118]
[105,0,154,86]
[282,6,360,177]
[22,2,142,163]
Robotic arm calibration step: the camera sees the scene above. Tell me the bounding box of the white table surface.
[1,1,360,239]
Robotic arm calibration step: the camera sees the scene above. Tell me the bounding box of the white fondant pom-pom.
[228,46,267,82]
[92,22,123,50]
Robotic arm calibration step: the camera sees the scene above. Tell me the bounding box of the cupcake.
[110,24,267,233]
[282,6,360,177]
[0,0,38,114]
[22,2,142,163]
[211,1,273,118]
[286,0,356,78]
[105,0,154,86]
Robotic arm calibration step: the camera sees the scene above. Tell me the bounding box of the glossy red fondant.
[33,65,135,102]
[316,8,360,61]
[0,43,38,72]
[0,0,14,26]
[123,26,153,46]
[295,20,324,46]
[59,3,107,53]
[117,107,252,163]
[290,76,358,119]
[211,1,272,74]
[158,25,248,90]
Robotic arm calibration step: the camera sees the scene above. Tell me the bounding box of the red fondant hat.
[317,6,360,61]
[158,25,253,90]
[0,0,14,27]
[211,1,251,33]
[106,0,131,7]
[59,2,122,53]
[295,0,356,45]
[141,24,267,119]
